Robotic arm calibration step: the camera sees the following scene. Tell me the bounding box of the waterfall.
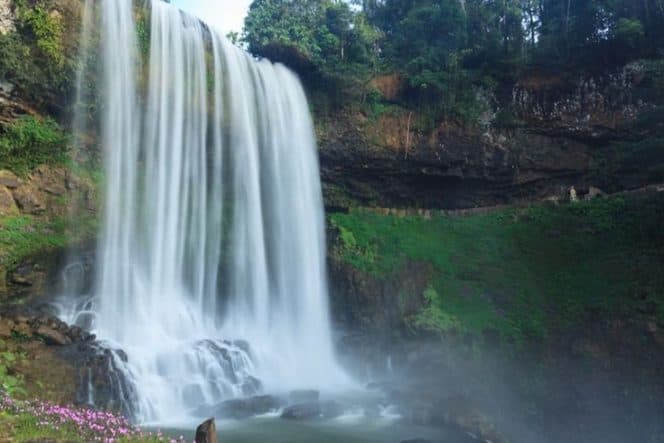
[74,0,349,424]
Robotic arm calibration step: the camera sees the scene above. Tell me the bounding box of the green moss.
[135,9,151,58]
[330,195,664,346]
[0,115,69,176]
[408,285,461,334]
[0,215,66,269]
[0,212,96,271]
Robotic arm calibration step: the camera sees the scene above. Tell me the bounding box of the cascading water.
[71,0,350,424]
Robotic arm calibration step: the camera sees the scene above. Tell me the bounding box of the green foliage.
[0,116,69,176]
[0,0,77,113]
[371,0,476,121]
[243,0,381,105]
[0,347,25,397]
[244,0,664,124]
[409,286,461,335]
[614,18,645,49]
[330,195,664,346]
[362,90,404,121]
[15,2,65,68]
[331,221,377,269]
[0,204,96,279]
[0,215,66,269]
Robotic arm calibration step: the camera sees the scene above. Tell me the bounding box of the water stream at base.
[65,0,351,424]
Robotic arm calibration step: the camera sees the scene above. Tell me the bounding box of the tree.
[243,0,381,104]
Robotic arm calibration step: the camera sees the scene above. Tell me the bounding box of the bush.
[0,348,25,397]
[0,0,77,114]
[0,116,69,175]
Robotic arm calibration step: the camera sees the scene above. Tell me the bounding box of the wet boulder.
[207,395,282,419]
[0,311,94,345]
[281,402,322,420]
[36,323,72,346]
[321,400,344,419]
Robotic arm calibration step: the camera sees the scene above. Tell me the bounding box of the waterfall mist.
[73,0,350,424]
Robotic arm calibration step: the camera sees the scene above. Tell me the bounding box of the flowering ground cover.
[0,394,188,443]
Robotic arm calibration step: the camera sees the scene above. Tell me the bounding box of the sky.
[171,0,252,34]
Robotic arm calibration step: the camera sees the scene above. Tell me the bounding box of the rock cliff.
[318,62,664,209]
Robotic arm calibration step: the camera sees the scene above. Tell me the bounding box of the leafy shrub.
[410,286,460,335]
[0,347,25,397]
[613,18,645,49]
[0,116,69,175]
[0,0,77,113]
[16,2,65,68]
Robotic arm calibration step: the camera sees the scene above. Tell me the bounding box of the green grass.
[329,195,664,346]
[0,412,79,442]
[0,412,177,443]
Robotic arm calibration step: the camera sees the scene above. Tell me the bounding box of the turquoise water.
[164,414,473,443]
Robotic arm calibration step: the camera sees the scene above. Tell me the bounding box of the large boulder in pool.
[281,402,322,420]
[321,400,344,419]
[209,395,282,419]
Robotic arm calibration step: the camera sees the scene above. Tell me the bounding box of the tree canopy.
[243,0,664,119]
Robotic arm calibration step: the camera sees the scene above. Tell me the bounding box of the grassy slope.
[0,412,177,443]
[329,194,664,346]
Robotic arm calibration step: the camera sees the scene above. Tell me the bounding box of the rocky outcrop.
[195,418,218,443]
[280,402,322,420]
[0,166,96,218]
[0,307,95,404]
[0,302,140,415]
[0,310,94,345]
[327,253,431,336]
[0,0,14,35]
[319,111,593,209]
[0,165,97,301]
[63,342,141,416]
[512,62,654,141]
[318,63,664,210]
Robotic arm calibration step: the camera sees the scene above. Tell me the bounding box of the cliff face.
[320,63,664,442]
[0,166,96,301]
[0,0,97,301]
[318,61,664,210]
